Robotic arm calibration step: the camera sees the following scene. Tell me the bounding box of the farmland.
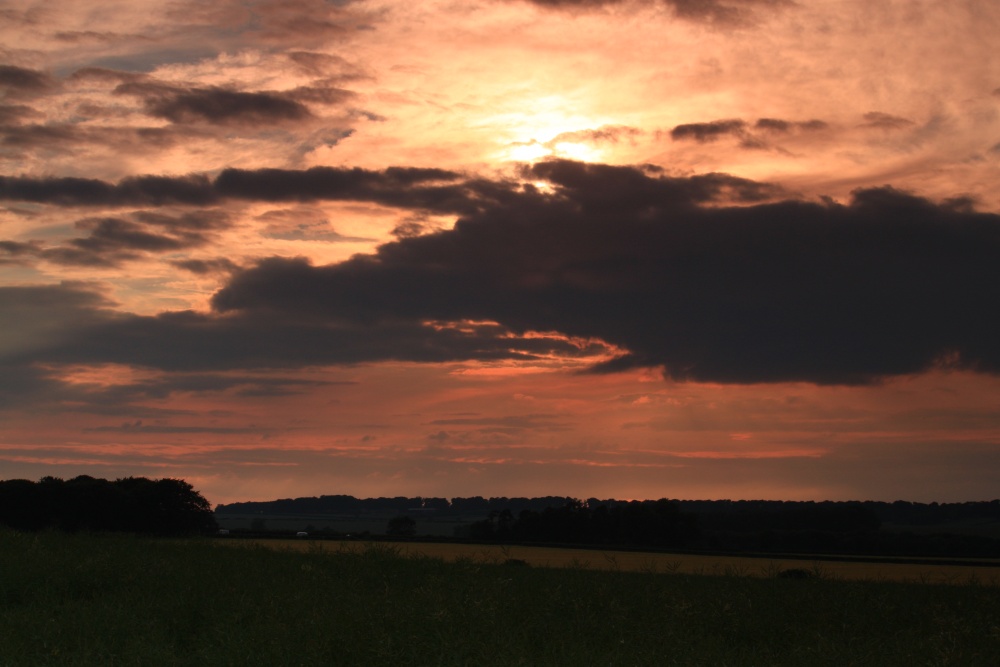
[3,529,1000,666]
[245,538,1000,586]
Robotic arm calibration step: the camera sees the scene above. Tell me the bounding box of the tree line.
[464,499,700,548]
[218,494,1000,558]
[0,476,217,535]
[215,495,580,515]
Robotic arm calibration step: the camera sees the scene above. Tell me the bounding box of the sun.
[550,140,603,162]
[500,130,608,164]
[486,94,612,164]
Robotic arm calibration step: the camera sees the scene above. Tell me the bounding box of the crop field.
[241,538,1000,585]
[3,530,1000,666]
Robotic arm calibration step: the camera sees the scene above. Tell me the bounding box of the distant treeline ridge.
[215,494,1000,527]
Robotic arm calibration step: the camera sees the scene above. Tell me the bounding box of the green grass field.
[3,530,1000,666]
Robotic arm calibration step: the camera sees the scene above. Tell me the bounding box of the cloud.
[84,421,269,435]
[5,162,998,386]
[205,161,1000,385]
[0,166,481,212]
[67,67,144,84]
[287,51,366,81]
[3,210,230,268]
[10,308,606,372]
[754,118,828,133]
[171,257,243,275]
[0,103,39,124]
[547,125,643,145]
[114,82,313,126]
[0,65,57,97]
[0,240,39,265]
[523,159,781,205]
[255,207,375,242]
[670,119,747,142]
[0,173,216,207]
[669,117,829,151]
[512,0,790,25]
[860,112,915,130]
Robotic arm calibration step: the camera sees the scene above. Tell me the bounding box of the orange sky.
[1,0,999,505]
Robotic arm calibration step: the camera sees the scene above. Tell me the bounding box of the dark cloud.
[860,112,915,130]
[0,103,39,124]
[754,118,828,133]
[0,122,186,161]
[391,218,439,240]
[41,217,206,267]
[115,82,312,125]
[523,159,781,205]
[0,65,56,96]
[171,257,243,275]
[4,210,230,268]
[0,279,610,380]
[513,0,790,25]
[88,372,341,403]
[0,240,40,265]
[0,166,478,212]
[205,163,1000,385]
[212,165,475,209]
[6,163,998,386]
[0,173,216,207]
[67,67,144,84]
[0,283,116,407]
[547,125,643,145]
[670,119,747,142]
[53,31,133,43]
[9,307,605,372]
[283,85,355,105]
[670,117,828,150]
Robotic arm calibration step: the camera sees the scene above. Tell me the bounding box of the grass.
[2,530,1000,666]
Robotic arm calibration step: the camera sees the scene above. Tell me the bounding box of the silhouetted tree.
[0,476,216,535]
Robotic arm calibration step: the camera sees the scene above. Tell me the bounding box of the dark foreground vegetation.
[2,530,999,666]
[0,476,216,535]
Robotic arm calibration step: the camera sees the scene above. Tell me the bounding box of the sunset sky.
[2,0,999,506]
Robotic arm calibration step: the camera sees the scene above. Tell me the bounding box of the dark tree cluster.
[675,500,1000,558]
[466,499,700,549]
[678,500,883,533]
[0,475,217,535]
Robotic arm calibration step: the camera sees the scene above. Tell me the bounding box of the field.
[215,511,470,537]
[247,538,1000,586]
[3,530,1000,666]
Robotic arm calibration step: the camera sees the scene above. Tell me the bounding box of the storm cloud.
[205,161,1000,385]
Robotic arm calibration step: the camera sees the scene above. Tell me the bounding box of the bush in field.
[0,475,216,535]
[387,515,417,537]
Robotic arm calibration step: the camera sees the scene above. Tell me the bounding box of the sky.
[1,0,999,506]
